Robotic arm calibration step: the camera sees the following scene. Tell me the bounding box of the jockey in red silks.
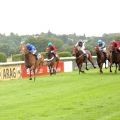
[47,42,59,59]
[111,40,120,51]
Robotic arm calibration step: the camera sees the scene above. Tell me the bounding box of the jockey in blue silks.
[21,41,39,60]
[26,43,37,55]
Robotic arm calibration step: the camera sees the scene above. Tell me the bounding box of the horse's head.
[72,47,77,56]
[46,47,51,53]
[94,46,100,53]
[72,47,80,56]
[107,43,115,53]
[20,44,29,55]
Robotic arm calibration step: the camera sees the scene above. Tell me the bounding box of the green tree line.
[0,31,120,57]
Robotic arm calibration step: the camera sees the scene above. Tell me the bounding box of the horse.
[20,44,44,81]
[107,43,120,73]
[94,46,107,73]
[72,47,96,74]
[46,47,59,75]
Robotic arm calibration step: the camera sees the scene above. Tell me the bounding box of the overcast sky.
[0,0,120,36]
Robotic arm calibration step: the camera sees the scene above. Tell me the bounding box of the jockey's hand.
[51,51,54,53]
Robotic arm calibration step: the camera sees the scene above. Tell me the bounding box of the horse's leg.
[104,60,107,69]
[49,66,52,75]
[29,69,32,80]
[80,63,84,73]
[118,63,120,71]
[88,56,96,68]
[110,64,112,72]
[53,62,57,75]
[77,63,81,74]
[33,69,36,82]
[85,60,89,70]
[109,56,113,72]
[55,61,59,74]
[109,62,113,72]
[100,63,103,74]
[115,63,117,73]
[98,62,101,73]
[97,62,102,73]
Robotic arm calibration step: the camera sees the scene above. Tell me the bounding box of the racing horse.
[107,43,120,73]
[20,44,44,81]
[72,47,96,74]
[46,47,59,75]
[94,46,107,73]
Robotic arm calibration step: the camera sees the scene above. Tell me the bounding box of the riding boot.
[52,53,57,59]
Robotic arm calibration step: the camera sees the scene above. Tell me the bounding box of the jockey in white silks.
[75,40,87,56]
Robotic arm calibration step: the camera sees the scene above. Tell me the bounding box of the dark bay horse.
[107,43,120,73]
[72,47,96,74]
[46,47,59,75]
[94,46,107,73]
[20,45,44,81]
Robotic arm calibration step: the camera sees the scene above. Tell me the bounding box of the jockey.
[21,41,39,60]
[26,43,37,55]
[111,40,120,51]
[75,39,86,56]
[97,39,106,53]
[47,42,57,58]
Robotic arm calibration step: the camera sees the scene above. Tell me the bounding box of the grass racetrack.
[0,68,120,120]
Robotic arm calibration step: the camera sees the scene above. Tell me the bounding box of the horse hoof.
[81,71,85,73]
[94,66,96,69]
[29,78,32,80]
[86,68,89,70]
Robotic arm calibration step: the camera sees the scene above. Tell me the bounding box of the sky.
[0,0,120,36]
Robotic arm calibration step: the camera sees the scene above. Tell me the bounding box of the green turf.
[0,68,120,120]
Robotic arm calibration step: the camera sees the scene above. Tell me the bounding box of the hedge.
[12,51,72,62]
[42,51,72,58]
[0,52,7,62]
[12,54,24,61]
[58,51,72,57]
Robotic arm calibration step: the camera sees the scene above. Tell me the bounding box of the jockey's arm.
[81,42,85,50]
[101,42,105,49]
[75,42,78,47]
[51,50,54,53]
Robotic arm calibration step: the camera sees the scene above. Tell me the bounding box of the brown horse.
[94,46,107,73]
[20,44,44,81]
[46,47,59,75]
[72,47,96,74]
[107,43,120,73]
